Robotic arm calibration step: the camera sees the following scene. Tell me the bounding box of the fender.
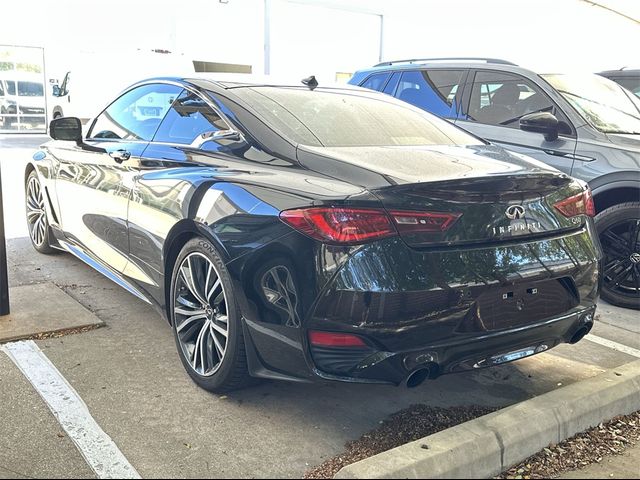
[588,171,640,195]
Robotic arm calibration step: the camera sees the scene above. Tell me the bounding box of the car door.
[126,88,243,295]
[456,70,578,174]
[52,82,181,274]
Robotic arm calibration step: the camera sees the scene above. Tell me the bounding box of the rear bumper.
[305,225,601,384]
[310,304,596,385]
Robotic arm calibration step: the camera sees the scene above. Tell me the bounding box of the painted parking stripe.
[1,340,141,479]
[585,334,640,358]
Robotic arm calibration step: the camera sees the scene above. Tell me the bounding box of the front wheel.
[25,171,56,254]
[170,237,252,392]
[596,202,640,310]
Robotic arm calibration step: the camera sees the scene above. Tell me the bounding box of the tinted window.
[234,87,482,148]
[6,81,15,96]
[89,84,180,141]
[611,77,640,97]
[154,90,228,144]
[0,82,4,96]
[17,82,43,97]
[395,70,465,119]
[467,71,560,128]
[360,72,391,92]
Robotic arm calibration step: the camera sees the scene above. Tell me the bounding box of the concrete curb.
[336,359,640,479]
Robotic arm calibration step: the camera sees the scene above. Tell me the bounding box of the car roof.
[599,69,640,77]
[353,59,541,79]
[135,73,365,92]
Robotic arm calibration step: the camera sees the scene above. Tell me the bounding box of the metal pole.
[264,0,271,75]
[0,160,9,315]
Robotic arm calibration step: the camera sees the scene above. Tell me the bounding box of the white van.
[48,50,196,124]
[0,71,46,130]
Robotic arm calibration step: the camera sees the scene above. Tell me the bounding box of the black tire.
[25,170,56,254]
[170,237,252,392]
[596,202,640,310]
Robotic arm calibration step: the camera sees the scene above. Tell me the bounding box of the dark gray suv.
[350,58,640,309]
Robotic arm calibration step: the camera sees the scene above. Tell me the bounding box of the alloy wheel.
[600,218,640,298]
[174,252,229,377]
[26,175,47,247]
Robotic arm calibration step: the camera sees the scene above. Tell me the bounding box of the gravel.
[496,410,640,479]
[303,404,497,479]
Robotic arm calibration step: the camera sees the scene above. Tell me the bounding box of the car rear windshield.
[233,86,483,147]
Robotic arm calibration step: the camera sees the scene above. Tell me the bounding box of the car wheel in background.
[25,171,56,254]
[170,237,252,392]
[596,202,640,310]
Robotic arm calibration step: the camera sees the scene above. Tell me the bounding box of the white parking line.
[1,340,141,479]
[585,334,640,358]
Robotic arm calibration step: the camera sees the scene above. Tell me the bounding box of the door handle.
[109,149,131,163]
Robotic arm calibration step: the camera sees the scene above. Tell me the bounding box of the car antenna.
[301,75,318,90]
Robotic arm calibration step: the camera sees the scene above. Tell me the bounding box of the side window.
[383,72,401,95]
[467,71,569,131]
[153,90,229,144]
[6,81,16,96]
[360,72,391,92]
[0,82,4,96]
[89,83,181,141]
[395,70,465,119]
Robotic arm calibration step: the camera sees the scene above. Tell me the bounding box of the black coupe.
[26,77,601,392]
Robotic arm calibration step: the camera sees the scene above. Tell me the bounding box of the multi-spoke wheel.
[596,202,640,310]
[25,171,55,254]
[170,238,251,392]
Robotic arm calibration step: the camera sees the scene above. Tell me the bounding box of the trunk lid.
[297,144,585,247]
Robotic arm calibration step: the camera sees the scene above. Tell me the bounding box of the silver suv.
[350,58,640,309]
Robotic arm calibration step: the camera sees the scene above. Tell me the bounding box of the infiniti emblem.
[505,205,526,220]
[631,253,640,264]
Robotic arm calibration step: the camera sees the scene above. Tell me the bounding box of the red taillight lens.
[554,189,595,218]
[309,331,367,348]
[279,207,396,244]
[390,210,462,233]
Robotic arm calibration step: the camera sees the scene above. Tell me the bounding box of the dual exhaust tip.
[405,364,438,388]
[404,315,595,388]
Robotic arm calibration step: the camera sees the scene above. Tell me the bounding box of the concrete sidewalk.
[560,443,640,479]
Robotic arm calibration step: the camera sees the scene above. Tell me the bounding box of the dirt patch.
[26,323,103,341]
[496,410,640,479]
[303,404,497,479]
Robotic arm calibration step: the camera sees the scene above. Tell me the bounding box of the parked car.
[599,68,640,98]
[27,77,601,392]
[350,58,640,309]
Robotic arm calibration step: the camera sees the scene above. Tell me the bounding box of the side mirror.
[49,117,82,142]
[52,85,61,97]
[519,112,559,141]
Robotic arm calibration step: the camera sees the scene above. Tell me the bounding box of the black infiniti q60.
[26,77,601,392]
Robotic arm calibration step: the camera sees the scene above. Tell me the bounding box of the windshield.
[543,74,640,134]
[233,87,483,147]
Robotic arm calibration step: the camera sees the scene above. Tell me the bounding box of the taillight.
[280,207,462,244]
[390,210,462,233]
[554,189,595,218]
[279,207,396,244]
[309,330,367,348]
